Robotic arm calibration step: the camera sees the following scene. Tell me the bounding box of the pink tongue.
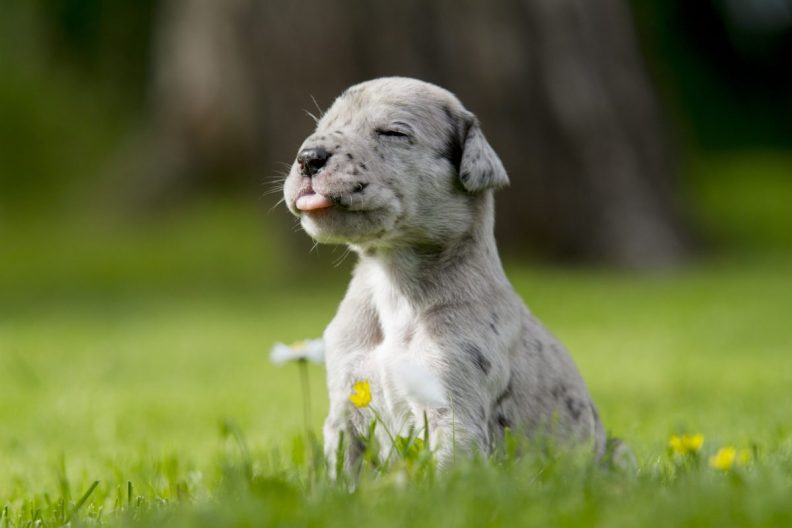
[296,193,333,211]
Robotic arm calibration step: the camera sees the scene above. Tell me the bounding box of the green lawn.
[1,154,791,526]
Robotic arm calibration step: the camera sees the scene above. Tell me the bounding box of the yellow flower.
[709,447,736,470]
[349,380,372,408]
[709,447,751,471]
[669,433,704,456]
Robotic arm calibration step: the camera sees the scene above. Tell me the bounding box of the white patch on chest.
[366,263,422,437]
[370,263,415,340]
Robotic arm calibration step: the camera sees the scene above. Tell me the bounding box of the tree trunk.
[141,0,692,267]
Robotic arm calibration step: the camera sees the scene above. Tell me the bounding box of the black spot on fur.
[551,384,568,400]
[353,182,368,193]
[565,397,583,421]
[590,402,599,422]
[497,414,512,429]
[489,312,499,335]
[359,162,367,170]
[352,168,360,176]
[346,153,354,160]
[379,153,385,161]
[460,171,470,182]
[442,105,455,123]
[352,435,366,455]
[335,144,341,149]
[464,342,490,375]
[496,379,513,405]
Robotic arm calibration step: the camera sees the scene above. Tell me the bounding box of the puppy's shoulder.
[325,268,383,351]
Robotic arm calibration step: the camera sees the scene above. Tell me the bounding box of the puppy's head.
[283,77,508,248]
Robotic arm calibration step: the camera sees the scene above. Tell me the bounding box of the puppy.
[283,77,605,470]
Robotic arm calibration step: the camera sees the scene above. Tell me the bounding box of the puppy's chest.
[368,278,423,379]
[372,277,417,346]
[363,272,428,428]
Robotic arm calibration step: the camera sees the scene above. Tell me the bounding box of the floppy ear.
[458,115,509,192]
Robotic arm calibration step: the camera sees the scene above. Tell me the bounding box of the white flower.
[270,338,325,365]
[391,357,448,409]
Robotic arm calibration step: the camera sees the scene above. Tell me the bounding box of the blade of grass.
[66,480,99,523]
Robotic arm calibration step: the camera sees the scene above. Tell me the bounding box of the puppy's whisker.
[262,188,285,198]
[262,177,287,187]
[310,94,325,118]
[333,248,352,268]
[267,197,286,214]
[262,183,284,191]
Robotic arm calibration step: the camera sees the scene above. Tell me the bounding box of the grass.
[1,154,791,526]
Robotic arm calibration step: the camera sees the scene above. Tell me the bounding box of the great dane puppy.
[283,77,606,470]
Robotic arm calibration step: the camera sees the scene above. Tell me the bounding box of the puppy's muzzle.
[298,146,331,177]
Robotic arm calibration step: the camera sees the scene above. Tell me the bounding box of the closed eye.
[376,128,409,138]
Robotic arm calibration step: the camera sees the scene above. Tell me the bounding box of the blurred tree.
[633,0,792,149]
[0,0,156,212]
[135,0,692,267]
[40,0,157,100]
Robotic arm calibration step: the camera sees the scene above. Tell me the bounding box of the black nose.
[298,147,331,176]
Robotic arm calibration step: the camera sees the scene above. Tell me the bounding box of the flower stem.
[451,399,456,463]
[423,410,430,449]
[370,407,396,446]
[369,407,402,463]
[298,359,312,436]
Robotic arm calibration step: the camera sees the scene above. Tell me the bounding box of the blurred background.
[1,0,791,487]
[2,0,792,268]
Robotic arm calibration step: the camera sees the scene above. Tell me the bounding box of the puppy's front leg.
[427,388,492,467]
[323,409,364,479]
[322,275,382,478]
[414,317,511,467]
